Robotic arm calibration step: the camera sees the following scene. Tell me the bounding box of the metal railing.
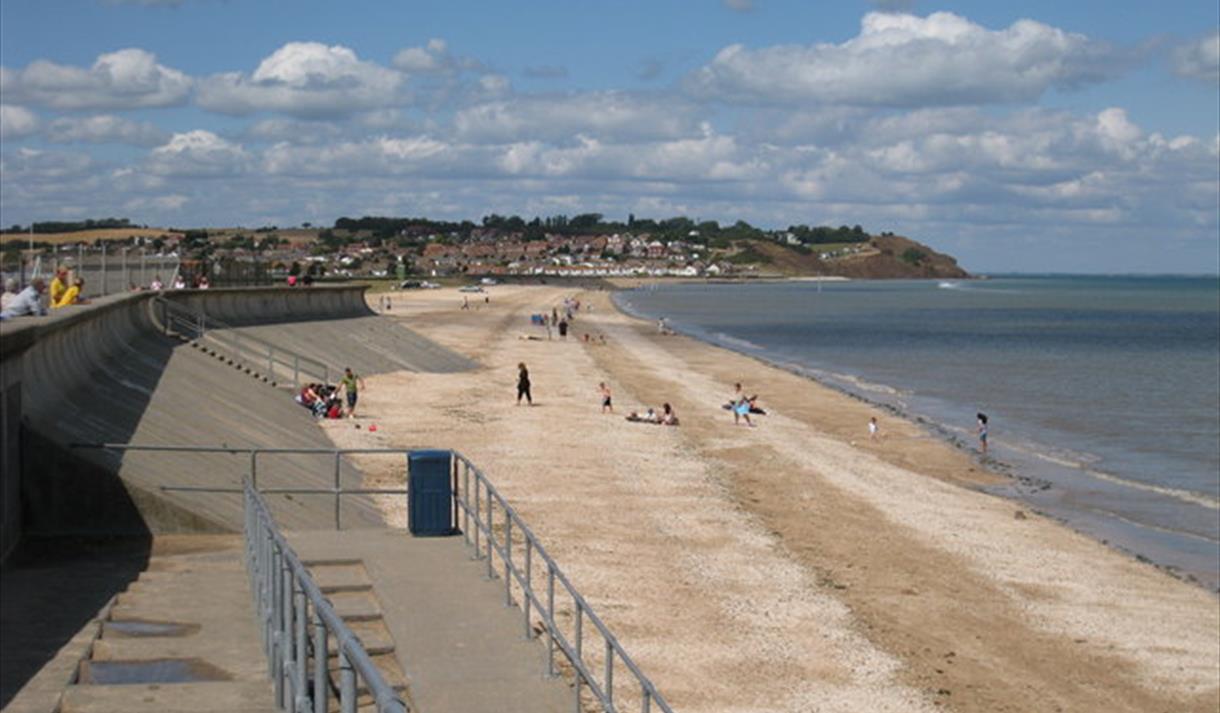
[453,452,674,713]
[73,443,675,712]
[245,477,409,713]
[152,297,331,390]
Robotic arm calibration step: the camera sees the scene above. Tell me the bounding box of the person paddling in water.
[977,412,989,455]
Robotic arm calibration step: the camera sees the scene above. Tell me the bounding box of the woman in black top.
[517,362,532,405]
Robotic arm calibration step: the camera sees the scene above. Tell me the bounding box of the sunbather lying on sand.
[626,403,679,426]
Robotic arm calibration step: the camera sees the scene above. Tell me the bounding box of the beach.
[321,284,1219,713]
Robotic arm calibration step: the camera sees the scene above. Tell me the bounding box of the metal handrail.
[245,478,409,713]
[453,452,674,713]
[73,443,675,712]
[151,296,331,389]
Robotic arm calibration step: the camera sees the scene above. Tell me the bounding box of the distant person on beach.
[339,368,366,418]
[517,362,532,405]
[977,413,989,455]
[558,318,568,339]
[0,278,47,319]
[599,382,613,413]
[869,416,879,440]
[733,397,754,427]
[661,403,679,426]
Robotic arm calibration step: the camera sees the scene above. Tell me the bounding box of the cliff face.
[833,235,970,279]
[746,235,970,279]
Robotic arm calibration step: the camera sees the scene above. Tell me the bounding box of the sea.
[614,276,1220,591]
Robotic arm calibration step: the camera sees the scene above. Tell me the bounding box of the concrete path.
[288,529,571,713]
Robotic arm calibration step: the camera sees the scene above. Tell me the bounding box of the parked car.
[458,285,485,293]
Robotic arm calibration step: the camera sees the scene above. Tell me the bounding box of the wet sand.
[321,284,1219,713]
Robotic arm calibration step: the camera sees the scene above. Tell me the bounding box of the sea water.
[615,276,1220,590]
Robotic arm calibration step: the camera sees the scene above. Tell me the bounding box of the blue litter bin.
[408,450,455,536]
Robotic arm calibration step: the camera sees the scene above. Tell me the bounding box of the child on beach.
[869,416,879,440]
[599,382,613,413]
[977,413,989,455]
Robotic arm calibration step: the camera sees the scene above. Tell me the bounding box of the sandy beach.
[321,283,1219,713]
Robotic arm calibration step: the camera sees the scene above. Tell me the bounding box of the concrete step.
[308,562,372,595]
[325,591,382,622]
[327,619,395,657]
[327,652,410,694]
[60,681,276,713]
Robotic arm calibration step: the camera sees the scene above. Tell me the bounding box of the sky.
[1,0,1217,273]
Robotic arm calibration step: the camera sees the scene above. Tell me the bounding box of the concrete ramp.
[0,286,471,544]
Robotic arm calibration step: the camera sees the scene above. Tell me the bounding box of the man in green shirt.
[339,367,367,418]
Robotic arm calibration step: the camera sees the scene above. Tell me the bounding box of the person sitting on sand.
[660,403,679,426]
[626,407,659,423]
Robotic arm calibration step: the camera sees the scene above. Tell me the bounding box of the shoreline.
[612,283,1220,594]
[323,283,1219,713]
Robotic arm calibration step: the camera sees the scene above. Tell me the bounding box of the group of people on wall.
[0,265,213,321]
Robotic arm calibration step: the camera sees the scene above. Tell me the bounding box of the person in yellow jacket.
[52,277,86,308]
[49,266,70,305]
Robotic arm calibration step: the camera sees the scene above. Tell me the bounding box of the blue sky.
[1,0,1217,273]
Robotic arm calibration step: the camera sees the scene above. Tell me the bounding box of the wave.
[710,332,767,352]
[1083,467,1220,511]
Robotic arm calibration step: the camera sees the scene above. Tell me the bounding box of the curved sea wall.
[0,285,382,560]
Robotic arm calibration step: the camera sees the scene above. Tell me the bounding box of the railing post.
[472,474,481,559]
[313,618,328,713]
[268,346,275,382]
[486,492,494,579]
[293,355,300,390]
[547,564,556,676]
[505,515,513,606]
[251,451,259,491]
[462,461,471,545]
[281,563,294,706]
[333,452,342,530]
[523,539,533,638]
[339,649,356,713]
[272,545,284,705]
[294,583,308,713]
[100,242,107,296]
[605,639,614,709]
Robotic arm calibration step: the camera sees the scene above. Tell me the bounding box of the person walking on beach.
[868,416,880,440]
[517,363,532,405]
[339,367,366,418]
[977,412,989,455]
[599,382,613,413]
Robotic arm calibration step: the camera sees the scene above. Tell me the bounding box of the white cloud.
[391,38,483,74]
[0,49,191,110]
[686,12,1121,106]
[196,42,404,117]
[1172,30,1220,84]
[45,114,167,146]
[454,92,703,143]
[146,130,250,176]
[0,105,39,140]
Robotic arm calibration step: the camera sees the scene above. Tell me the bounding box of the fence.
[73,444,675,713]
[152,297,331,391]
[246,477,410,713]
[1,247,278,299]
